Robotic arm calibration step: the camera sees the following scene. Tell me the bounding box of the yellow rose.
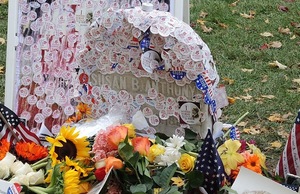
[122,123,136,138]
[178,153,196,173]
[147,144,165,163]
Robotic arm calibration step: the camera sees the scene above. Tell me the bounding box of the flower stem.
[27,186,54,194]
[31,162,48,171]
[223,111,249,138]
[31,157,49,167]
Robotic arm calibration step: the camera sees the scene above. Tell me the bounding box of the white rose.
[14,163,33,176]
[27,169,45,186]
[0,165,10,179]
[10,174,29,186]
[0,152,16,166]
[10,161,24,175]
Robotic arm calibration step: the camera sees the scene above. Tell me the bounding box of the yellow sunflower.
[64,169,80,193]
[46,125,90,166]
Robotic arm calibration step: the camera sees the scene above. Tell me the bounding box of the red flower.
[95,167,106,181]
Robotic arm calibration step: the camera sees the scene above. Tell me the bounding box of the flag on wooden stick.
[0,103,41,145]
[276,109,300,178]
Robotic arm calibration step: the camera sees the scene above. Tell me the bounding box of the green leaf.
[159,186,180,194]
[118,141,134,161]
[137,161,144,175]
[219,185,238,194]
[186,170,204,189]
[128,152,141,168]
[156,163,178,188]
[184,128,198,140]
[183,140,196,152]
[130,184,147,193]
[155,133,169,141]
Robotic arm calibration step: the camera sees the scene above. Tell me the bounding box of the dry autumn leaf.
[200,25,213,33]
[278,5,289,12]
[196,19,206,25]
[261,75,268,82]
[292,78,300,85]
[199,11,208,18]
[278,27,291,34]
[268,113,287,122]
[241,68,253,72]
[269,141,282,148]
[237,121,248,127]
[264,18,270,24]
[239,93,253,101]
[222,77,235,85]
[229,0,240,7]
[0,37,6,45]
[260,32,274,37]
[227,97,236,104]
[268,41,282,48]
[218,22,228,29]
[243,126,261,135]
[260,43,269,50]
[269,61,288,69]
[240,13,254,19]
[0,66,4,74]
[290,35,296,40]
[277,128,290,139]
[261,95,275,99]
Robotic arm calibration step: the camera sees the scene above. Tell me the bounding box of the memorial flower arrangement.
[0,106,272,194]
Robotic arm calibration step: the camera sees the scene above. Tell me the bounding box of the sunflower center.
[55,140,77,160]
[250,161,257,167]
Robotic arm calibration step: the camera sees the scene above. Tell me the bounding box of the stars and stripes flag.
[195,129,226,194]
[276,109,300,178]
[0,103,41,145]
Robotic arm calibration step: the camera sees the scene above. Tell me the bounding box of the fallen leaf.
[278,5,289,12]
[277,128,290,138]
[200,25,213,33]
[290,35,296,40]
[264,18,270,24]
[278,27,291,34]
[239,93,253,101]
[241,68,253,72]
[260,43,269,50]
[243,88,253,93]
[261,75,268,82]
[269,141,282,148]
[282,112,293,119]
[260,32,274,37]
[291,22,300,28]
[229,0,240,7]
[0,37,5,45]
[196,19,206,25]
[293,79,300,85]
[268,113,287,122]
[240,13,254,19]
[268,41,282,48]
[227,97,236,104]
[222,77,235,85]
[269,61,288,69]
[237,121,248,127]
[243,126,261,135]
[0,66,4,74]
[218,22,228,29]
[261,95,275,99]
[199,11,208,18]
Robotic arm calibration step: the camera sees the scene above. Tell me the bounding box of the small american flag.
[276,110,300,178]
[195,129,226,194]
[0,103,41,145]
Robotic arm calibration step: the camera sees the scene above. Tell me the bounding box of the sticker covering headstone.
[77,6,222,137]
[15,0,179,135]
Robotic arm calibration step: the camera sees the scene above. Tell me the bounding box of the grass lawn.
[190,0,300,171]
[0,0,299,173]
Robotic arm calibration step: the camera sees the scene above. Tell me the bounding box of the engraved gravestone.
[77,6,224,137]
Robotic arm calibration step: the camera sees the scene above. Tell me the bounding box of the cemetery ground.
[0,0,300,175]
